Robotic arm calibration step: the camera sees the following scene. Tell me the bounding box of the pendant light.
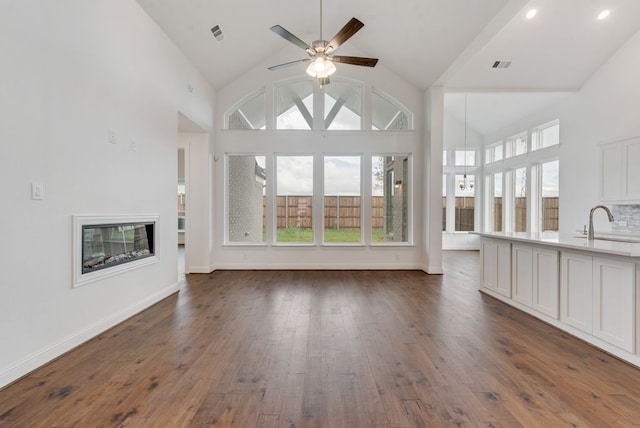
[458,93,475,191]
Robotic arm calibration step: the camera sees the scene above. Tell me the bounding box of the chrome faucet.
[588,205,614,240]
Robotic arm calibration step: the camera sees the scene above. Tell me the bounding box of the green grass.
[275,227,385,243]
[276,227,314,242]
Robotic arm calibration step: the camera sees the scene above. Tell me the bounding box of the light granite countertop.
[473,231,640,258]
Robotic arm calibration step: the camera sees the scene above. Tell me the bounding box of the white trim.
[72,214,160,288]
[0,283,178,389]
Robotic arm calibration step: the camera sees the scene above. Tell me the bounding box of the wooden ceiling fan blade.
[331,56,378,67]
[268,58,310,71]
[325,18,364,54]
[270,25,313,53]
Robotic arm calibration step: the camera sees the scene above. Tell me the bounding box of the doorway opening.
[177,112,207,279]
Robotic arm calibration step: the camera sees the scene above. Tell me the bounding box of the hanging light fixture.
[305,0,336,88]
[459,93,475,191]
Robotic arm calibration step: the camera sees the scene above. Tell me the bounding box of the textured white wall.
[0,0,214,387]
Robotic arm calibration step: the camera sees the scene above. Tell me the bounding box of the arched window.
[226,79,413,131]
[227,89,265,130]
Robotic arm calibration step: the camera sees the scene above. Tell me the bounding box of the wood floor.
[2,251,640,427]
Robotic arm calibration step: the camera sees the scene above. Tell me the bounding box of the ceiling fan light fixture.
[306,57,336,78]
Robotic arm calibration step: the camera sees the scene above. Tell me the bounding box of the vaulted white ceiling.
[137,0,640,133]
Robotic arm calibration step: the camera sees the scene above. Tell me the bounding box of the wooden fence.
[442,196,559,232]
[265,195,385,229]
[268,195,559,231]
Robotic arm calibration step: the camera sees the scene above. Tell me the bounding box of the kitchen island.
[474,231,640,368]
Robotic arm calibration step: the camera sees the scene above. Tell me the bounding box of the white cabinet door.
[532,247,559,319]
[593,257,635,353]
[480,240,497,292]
[560,252,593,333]
[480,239,511,297]
[512,244,533,307]
[496,241,512,298]
[600,137,640,202]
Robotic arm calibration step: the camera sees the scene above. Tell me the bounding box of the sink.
[573,235,640,244]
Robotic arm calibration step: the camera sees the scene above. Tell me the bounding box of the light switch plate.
[31,183,44,200]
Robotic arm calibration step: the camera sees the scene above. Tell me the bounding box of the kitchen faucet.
[588,205,614,240]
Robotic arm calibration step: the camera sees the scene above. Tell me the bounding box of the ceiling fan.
[268,0,378,87]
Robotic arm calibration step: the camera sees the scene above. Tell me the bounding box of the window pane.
[442,150,447,166]
[228,155,266,242]
[514,167,527,232]
[455,150,475,166]
[372,92,412,130]
[372,155,409,243]
[541,160,559,231]
[324,156,361,242]
[541,124,559,148]
[494,173,503,232]
[228,90,265,130]
[506,135,527,158]
[276,156,313,242]
[324,81,362,130]
[275,81,313,129]
[454,174,475,231]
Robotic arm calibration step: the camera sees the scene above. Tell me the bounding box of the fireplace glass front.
[82,222,155,274]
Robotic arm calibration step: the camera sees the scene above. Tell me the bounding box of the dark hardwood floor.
[2,251,640,427]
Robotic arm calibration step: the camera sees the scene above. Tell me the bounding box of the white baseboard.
[0,283,179,389]
[212,262,423,270]
[188,265,215,274]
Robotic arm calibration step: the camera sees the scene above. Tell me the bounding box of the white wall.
[0,0,215,388]
[482,29,640,235]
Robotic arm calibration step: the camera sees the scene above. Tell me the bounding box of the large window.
[276,156,313,243]
[484,120,560,234]
[372,155,410,243]
[324,156,362,243]
[223,79,415,247]
[227,155,266,243]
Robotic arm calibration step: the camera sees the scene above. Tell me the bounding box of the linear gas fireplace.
[73,215,159,287]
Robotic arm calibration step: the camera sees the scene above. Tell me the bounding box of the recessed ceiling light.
[526,9,537,19]
[598,10,610,20]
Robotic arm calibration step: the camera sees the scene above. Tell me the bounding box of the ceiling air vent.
[492,60,512,69]
[211,25,224,41]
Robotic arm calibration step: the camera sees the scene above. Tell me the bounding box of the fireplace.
[73,215,159,287]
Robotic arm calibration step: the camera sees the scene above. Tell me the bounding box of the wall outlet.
[617,220,628,227]
[108,129,116,144]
